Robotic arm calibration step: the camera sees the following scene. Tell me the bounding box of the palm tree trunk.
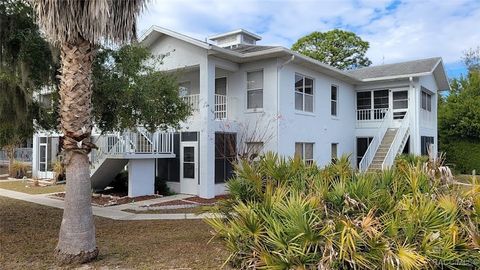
[54,38,98,264]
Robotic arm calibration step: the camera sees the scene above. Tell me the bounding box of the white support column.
[32,134,39,179]
[128,159,155,197]
[198,57,216,199]
[409,78,421,155]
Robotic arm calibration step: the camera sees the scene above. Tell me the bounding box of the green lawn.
[0,181,65,194]
[0,196,228,269]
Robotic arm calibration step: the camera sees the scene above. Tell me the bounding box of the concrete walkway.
[0,188,218,221]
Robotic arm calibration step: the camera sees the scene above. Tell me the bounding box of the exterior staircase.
[359,110,410,172]
[89,129,175,191]
[369,128,397,170]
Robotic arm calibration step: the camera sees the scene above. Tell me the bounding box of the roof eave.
[139,25,212,50]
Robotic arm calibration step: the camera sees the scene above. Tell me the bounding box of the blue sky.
[138,0,480,79]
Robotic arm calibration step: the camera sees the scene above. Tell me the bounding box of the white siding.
[278,62,356,167]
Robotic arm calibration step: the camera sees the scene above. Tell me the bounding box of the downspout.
[277,55,295,153]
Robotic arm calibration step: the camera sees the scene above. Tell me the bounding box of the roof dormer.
[208,29,261,48]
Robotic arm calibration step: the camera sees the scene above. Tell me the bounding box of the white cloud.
[138,0,480,66]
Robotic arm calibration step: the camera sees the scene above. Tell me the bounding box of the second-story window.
[421,91,432,112]
[295,74,314,112]
[247,70,263,109]
[331,85,338,116]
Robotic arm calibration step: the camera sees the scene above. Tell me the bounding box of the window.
[295,142,314,164]
[295,74,314,112]
[183,146,195,179]
[356,90,389,120]
[215,77,227,95]
[215,133,237,183]
[247,70,263,109]
[374,90,389,109]
[393,91,408,119]
[331,85,338,116]
[356,91,372,120]
[421,91,432,112]
[331,143,338,163]
[421,136,434,156]
[178,81,191,96]
[245,142,264,159]
[157,134,180,182]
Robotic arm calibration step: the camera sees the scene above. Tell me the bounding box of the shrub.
[53,160,65,182]
[443,140,480,174]
[207,153,480,269]
[154,176,172,196]
[9,160,28,178]
[110,170,128,192]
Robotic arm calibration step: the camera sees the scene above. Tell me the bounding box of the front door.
[39,139,48,179]
[180,142,198,195]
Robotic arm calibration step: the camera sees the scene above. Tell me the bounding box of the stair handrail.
[358,109,392,172]
[382,112,410,169]
[90,132,124,168]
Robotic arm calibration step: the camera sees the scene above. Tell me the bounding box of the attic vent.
[208,29,261,48]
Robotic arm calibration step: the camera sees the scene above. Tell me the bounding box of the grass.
[455,173,478,183]
[0,196,227,269]
[123,206,203,214]
[0,180,65,194]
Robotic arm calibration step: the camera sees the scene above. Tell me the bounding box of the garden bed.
[142,195,228,208]
[0,180,65,194]
[50,192,160,207]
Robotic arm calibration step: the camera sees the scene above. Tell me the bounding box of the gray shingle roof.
[348,57,441,80]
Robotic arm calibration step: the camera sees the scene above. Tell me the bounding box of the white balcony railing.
[90,129,175,172]
[215,94,227,120]
[357,108,389,121]
[182,94,200,111]
[182,94,227,120]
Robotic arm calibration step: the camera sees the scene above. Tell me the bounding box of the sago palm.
[30,0,146,264]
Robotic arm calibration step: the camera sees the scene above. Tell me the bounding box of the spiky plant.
[208,153,480,269]
[29,0,146,264]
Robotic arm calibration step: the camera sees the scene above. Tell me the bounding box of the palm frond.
[30,0,146,45]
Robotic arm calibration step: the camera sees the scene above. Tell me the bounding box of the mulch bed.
[51,192,160,207]
[185,195,229,205]
[143,195,229,208]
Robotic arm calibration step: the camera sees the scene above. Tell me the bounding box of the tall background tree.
[0,0,57,174]
[292,29,372,70]
[438,47,480,173]
[30,0,147,264]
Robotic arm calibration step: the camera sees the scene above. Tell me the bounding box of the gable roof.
[347,57,449,90]
[140,26,450,90]
[348,57,440,79]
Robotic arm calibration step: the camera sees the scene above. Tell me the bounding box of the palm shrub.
[207,153,480,269]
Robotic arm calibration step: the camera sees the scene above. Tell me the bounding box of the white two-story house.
[31,26,449,199]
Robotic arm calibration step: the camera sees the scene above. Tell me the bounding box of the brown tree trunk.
[54,38,98,264]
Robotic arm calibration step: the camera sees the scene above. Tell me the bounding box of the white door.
[38,141,48,179]
[180,142,198,195]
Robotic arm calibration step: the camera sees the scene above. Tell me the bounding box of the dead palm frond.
[30,0,146,45]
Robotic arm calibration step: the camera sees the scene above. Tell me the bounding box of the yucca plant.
[207,152,480,269]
